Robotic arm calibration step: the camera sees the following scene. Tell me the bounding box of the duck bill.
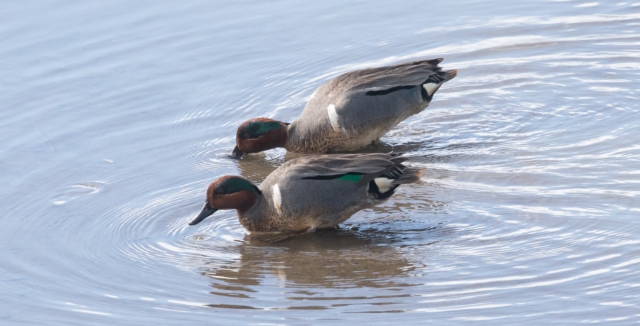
[189,202,218,225]
[230,145,244,159]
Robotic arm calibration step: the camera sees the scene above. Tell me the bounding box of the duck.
[231,58,457,158]
[189,153,421,232]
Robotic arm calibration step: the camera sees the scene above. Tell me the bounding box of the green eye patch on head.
[214,177,262,195]
[240,121,285,139]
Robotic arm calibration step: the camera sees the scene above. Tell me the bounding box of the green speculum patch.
[335,174,364,183]
[302,172,365,182]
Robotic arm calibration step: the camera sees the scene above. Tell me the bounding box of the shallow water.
[2,0,640,324]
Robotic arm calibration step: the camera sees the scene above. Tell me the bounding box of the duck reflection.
[211,141,445,291]
[202,227,416,289]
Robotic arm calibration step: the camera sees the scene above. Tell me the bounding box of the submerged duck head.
[189,176,262,225]
[231,118,289,158]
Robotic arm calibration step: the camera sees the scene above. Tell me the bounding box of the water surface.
[2,0,640,324]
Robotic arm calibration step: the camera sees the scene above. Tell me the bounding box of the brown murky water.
[2,0,640,324]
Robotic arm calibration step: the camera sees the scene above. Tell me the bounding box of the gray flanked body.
[237,153,420,232]
[285,59,457,153]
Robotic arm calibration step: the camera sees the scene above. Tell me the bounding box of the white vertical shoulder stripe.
[327,104,341,132]
[272,184,282,215]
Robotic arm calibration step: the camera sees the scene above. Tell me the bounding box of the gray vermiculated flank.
[285,59,457,153]
[239,153,421,231]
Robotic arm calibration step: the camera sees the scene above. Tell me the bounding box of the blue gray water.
[2,0,640,324]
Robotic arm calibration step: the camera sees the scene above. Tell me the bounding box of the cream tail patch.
[423,82,440,97]
[373,177,394,193]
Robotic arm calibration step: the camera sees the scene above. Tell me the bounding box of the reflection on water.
[2,0,640,324]
[204,229,416,291]
[198,227,447,312]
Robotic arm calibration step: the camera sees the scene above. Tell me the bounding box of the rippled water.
[2,0,640,324]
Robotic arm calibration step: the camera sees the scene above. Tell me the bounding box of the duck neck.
[283,122,310,153]
[237,193,270,232]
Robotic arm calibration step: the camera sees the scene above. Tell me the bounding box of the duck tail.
[368,163,423,200]
[421,67,458,100]
[438,69,458,83]
[392,167,422,185]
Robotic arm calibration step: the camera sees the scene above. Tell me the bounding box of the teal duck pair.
[190,59,457,232]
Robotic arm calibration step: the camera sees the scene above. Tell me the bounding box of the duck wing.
[258,153,422,225]
[290,153,421,189]
[299,59,457,135]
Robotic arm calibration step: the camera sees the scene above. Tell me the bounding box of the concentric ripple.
[2,0,640,325]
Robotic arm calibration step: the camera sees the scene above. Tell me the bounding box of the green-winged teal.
[190,153,421,232]
[231,58,457,158]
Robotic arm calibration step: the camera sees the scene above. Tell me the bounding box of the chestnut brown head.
[231,118,289,158]
[189,176,262,225]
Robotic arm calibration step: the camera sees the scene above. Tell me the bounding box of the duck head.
[231,118,289,158]
[189,176,262,225]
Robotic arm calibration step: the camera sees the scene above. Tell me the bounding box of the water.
[2,0,640,324]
